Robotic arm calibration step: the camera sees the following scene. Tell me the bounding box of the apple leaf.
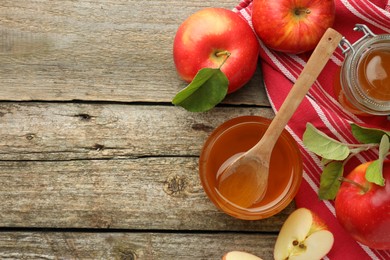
[366,160,385,186]
[366,135,390,186]
[172,68,228,112]
[321,158,332,165]
[303,123,350,161]
[319,161,344,200]
[349,145,375,155]
[351,123,390,144]
[303,123,390,200]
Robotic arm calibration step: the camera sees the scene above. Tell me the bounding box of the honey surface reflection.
[359,49,390,101]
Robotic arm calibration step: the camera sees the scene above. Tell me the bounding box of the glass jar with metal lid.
[338,24,390,115]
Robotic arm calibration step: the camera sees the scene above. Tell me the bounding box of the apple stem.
[215,51,231,69]
[339,177,369,193]
[294,8,311,16]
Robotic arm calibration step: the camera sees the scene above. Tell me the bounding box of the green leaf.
[321,158,332,165]
[303,123,350,161]
[349,145,374,155]
[319,161,344,200]
[366,160,384,186]
[366,135,390,186]
[351,123,390,144]
[172,68,228,112]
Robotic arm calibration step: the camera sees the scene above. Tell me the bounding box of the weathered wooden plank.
[0,103,274,160]
[0,0,268,105]
[0,157,294,230]
[0,232,276,260]
[0,1,288,258]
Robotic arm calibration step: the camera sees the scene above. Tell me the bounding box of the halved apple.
[222,251,263,260]
[274,208,334,260]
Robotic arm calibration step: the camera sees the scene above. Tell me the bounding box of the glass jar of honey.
[337,24,390,115]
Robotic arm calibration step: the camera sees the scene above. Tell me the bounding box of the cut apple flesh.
[222,251,263,260]
[289,230,334,260]
[274,208,334,260]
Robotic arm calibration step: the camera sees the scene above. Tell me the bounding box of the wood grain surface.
[0,103,273,160]
[0,0,268,105]
[0,232,277,259]
[0,1,290,259]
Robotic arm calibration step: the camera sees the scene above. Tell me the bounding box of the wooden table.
[0,1,295,259]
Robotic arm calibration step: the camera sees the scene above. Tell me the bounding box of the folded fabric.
[233,0,390,259]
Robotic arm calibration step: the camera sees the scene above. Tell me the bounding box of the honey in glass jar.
[336,24,390,115]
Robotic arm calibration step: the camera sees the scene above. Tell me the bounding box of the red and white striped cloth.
[233,0,390,259]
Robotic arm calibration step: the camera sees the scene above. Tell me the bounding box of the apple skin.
[173,8,260,93]
[335,160,390,250]
[252,0,335,54]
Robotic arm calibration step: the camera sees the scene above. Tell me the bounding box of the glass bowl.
[199,115,303,220]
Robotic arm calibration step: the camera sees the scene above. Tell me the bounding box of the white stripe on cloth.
[234,1,389,258]
[341,0,390,32]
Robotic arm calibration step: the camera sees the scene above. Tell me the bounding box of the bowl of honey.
[199,115,303,220]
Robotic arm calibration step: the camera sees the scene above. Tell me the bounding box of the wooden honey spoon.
[216,28,343,208]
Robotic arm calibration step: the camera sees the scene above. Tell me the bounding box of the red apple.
[173,8,260,93]
[252,0,335,54]
[335,160,390,250]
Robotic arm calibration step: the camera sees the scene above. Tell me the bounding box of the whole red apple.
[335,160,390,250]
[252,0,335,54]
[173,8,259,93]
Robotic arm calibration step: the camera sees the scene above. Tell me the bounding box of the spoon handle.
[253,28,343,154]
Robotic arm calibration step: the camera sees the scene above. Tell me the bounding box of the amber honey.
[199,116,302,220]
[333,67,370,116]
[216,153,269,208]
[215,137,292,209]
[358,49,390,101]
[338,24,390,115]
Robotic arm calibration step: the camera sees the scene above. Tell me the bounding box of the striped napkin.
[233,0,390,259]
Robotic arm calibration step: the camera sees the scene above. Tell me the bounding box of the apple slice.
[274,208,334,260]
[222,251,263,260]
